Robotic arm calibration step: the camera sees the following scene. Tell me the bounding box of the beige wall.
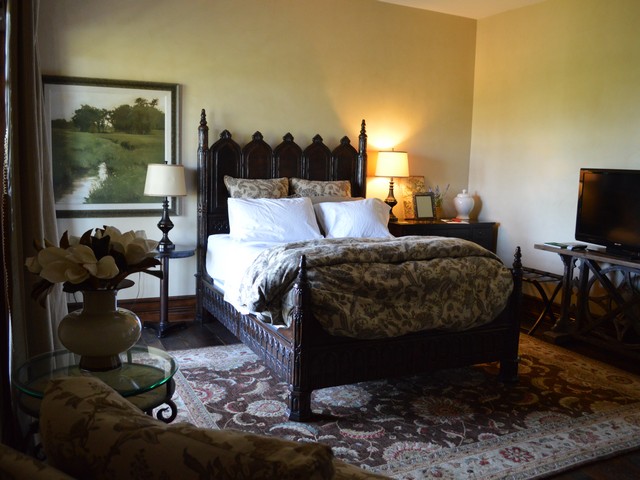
[38,0,477,298]
[471,0,640,272]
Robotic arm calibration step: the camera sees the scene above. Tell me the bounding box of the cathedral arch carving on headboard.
[196,109,367,257]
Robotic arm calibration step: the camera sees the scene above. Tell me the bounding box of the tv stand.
[534,244,640,358]
[605,246,640,261]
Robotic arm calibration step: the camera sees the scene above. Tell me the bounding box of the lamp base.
[156,197,175,252]
[157,241,176,253]
[385,178,398,222]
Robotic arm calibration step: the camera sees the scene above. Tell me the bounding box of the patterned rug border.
[374,402,640,479]
[171,369,218,429]
[170,335,640,479]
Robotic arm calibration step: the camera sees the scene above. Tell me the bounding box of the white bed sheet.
[206,234,283,312]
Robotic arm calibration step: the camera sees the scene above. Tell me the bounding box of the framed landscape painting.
[43,76,180,217]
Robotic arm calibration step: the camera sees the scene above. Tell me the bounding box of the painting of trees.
[71,98,164,135]
[44,77,178,217]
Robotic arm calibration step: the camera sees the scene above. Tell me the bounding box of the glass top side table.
[14,345,179,423]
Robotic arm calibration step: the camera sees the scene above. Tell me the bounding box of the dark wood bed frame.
[196,109,523,421]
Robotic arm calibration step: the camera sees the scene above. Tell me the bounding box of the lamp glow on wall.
[144,163,187,252]
[375,149,409,222]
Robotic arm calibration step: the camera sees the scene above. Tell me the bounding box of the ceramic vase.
[454,189,475,220]
[58,288,142,371]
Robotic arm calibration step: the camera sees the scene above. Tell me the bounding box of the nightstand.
[145,245,196,338]
[388,219,497,253]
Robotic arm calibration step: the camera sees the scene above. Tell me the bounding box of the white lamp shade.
[375,150,409,178]
[144,164,187,196]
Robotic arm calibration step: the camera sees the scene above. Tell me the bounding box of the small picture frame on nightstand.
[414,193,435,219]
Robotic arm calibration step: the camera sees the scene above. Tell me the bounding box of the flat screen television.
[575,168,640,258]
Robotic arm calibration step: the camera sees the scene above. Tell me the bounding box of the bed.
[196,109,523,421]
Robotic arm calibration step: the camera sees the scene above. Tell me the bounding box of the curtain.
[1,0,14,447]
[6,0,66,368]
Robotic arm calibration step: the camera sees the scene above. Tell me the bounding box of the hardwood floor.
[139,315,640,479]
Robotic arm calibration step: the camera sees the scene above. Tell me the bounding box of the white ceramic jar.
[454,189,474,220]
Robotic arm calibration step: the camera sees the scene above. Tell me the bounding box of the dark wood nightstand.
[144,245,196,338]
[388,219,497,253]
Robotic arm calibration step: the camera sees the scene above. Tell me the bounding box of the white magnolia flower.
[26,227,162,304]
[96,227,158,264]
[39,257,90,284]
[67,245,120,280]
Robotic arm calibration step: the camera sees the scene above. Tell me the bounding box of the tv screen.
[575,168,640,258]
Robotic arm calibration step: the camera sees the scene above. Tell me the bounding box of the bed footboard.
[286,247,523,421]
[199,247,523,421]
[198,246,523,422]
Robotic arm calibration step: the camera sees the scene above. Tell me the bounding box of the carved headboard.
[196,109,368,271]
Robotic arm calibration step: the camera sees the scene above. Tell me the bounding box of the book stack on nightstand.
[388,219,497,253]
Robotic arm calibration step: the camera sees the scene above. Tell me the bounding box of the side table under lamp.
[143,163,191,338]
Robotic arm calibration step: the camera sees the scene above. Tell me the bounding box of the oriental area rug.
[168,335,640,479]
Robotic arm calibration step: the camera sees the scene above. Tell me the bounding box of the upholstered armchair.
[29,376,387,479]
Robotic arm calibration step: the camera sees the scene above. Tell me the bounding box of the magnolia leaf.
[109,249,129,273]
[31,279,54,307]
[133,256,162,270]
[92,234,112,259]
[60,231,71,249]
[79,229,94,247]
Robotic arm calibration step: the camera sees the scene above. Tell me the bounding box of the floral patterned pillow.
[224,176,289,198]
[39,376,337,480]
[290,178,351,197]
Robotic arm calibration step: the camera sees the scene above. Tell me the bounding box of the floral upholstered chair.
[38,376,387,479]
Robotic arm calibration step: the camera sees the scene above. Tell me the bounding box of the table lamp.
[144,163,187,252]
[375,149,409,222]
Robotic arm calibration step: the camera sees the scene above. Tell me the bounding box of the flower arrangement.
[25,226,162,305]
[428,184,450,207]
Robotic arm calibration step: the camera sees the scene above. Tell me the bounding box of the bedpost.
[288,255,312,421]
[500,246,523,383]
[358,119,367,198]
[195,109,209,322]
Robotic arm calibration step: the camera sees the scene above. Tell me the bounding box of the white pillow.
[228,197,323,242]
[313,198,393,238]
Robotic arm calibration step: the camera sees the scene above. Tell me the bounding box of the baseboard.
[68,295,196,324]
[66,294,549,329]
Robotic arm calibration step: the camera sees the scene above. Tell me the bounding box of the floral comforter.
[235,236,513,339]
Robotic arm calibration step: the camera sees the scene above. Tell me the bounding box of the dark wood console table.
[389,219,497,253]
[534,244,640,357]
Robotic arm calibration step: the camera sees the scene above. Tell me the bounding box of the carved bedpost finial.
[293,255,308,308]
[513,246,522,271]
[297,255,307,282]
[512,246,523,295]
[198,109,209,150]
[360,119,366,137]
